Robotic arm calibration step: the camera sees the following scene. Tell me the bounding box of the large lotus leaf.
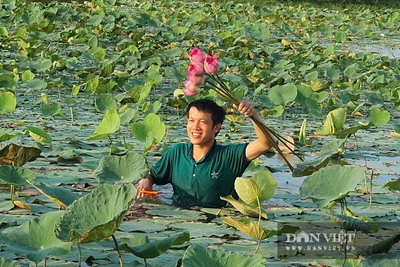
[235,170,277,206]
[119,232,189,259]
[27,181,81,208]
[131,113,166,151]
[327,213,370,234]
[0,165,36,185]
[292,140,345,177]
[92,151,148,184]
[299,165,366,208]
[0,211,72,264]
[223,217,271,240]
[220,195,268,219]
[88,108,121,140]
[0,143,41,166]
[314,108,346,135]
[0,258,21,267]
[55,183,136,243]
[24,126,52,143]
[384,179,400,192]
[0,91,16,114]
[182,244,266,267]
[268,83,297,106]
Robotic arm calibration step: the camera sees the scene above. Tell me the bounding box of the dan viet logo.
[282,230,356,253]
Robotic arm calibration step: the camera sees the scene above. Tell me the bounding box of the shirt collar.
[188,140,217,163]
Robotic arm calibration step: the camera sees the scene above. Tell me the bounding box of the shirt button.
[195,164,197,166]
[193,174,196,176]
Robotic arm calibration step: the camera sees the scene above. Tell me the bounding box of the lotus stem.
[205,72,304,172]
[254,240,261,254]
[77,242,82,267]
[112,234,124,267]
[10,184,15,202]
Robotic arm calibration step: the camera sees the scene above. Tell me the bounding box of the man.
[136,99,274,208]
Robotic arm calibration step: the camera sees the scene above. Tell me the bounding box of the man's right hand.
[136,178,153,199]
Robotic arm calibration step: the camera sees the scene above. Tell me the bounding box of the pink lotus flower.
[204,55,220,74]
[188,63,205,86]
[183,80,199,96]
[188,47,206,64]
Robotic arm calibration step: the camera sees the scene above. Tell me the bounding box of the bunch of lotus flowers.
[184,47,302,171]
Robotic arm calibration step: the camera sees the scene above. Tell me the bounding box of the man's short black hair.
[186,99,225,126]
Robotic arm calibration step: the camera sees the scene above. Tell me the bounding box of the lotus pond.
[0,0,400,266]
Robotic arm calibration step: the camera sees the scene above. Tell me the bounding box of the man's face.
[187,107,221,146]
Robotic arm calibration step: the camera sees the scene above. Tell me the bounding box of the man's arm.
[234,101,275,161]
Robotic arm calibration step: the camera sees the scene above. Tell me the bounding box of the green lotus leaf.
[268,83,297,106]
[27,181,81,209]
[235,170,277,206]
[357,233,400,258]
[369,108,390,126]
[24,126,52,143]
[41,103,62,117]
[0,91,16,114]
[92,151,148,184]
[182,244,266,267]
[0,129,22,142]
[55,183,136,243]
[0,258,22,267]
[223,217,270,240]
[0,211,72,264]
[327,213,370,234]
[120,232,189,259]
[384,179,400,192]
[88,108,121,140]
[131,113,166,151]
[95,94,117,112]
[299,165,366,208]
[220,195,268,219]
[24,79,47,90]
[314,107,347,135]
[0,165,36,185]
[0,143,41,166]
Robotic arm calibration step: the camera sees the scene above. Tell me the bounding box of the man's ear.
[214,123,222,133]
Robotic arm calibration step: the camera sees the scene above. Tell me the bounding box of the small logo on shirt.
[211,171,219,179]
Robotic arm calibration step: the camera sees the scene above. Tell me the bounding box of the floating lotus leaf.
[357,233,400,258]
[0,129,23,142]
[182,244,266,267]
[120,232,189,259]
[0,211,72,264]
[0,258,22,267]
[0,165,36,185]
[384,179,400,192]
[55,183,136,243]
[0,143,41,166]
[299,165,366,208]
[27,181,81,209]
[327,213,370,234]
[92,151,148,184]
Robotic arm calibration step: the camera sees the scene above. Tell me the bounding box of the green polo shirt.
[151,142,250,208]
